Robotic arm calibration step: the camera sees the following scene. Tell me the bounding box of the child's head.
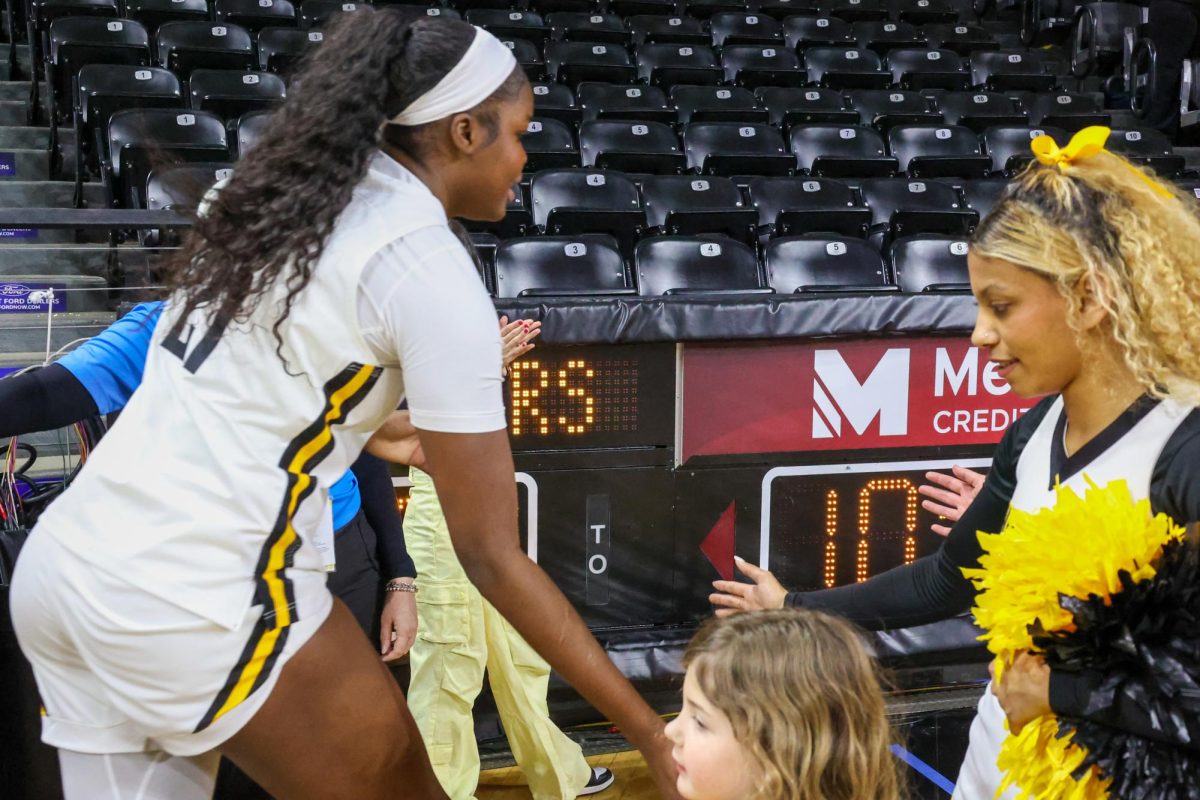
[665,610,901,800]
[968,130,1200,404]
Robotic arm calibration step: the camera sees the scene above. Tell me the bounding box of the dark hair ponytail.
[162,10,481,362]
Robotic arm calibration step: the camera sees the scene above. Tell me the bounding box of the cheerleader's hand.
[993,651,1053,734]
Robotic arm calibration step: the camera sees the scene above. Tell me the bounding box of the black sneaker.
[578,767,615,796]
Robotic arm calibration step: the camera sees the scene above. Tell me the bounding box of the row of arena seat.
[469,232,972,296]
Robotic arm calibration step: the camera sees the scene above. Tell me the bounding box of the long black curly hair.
[162,10,525,361]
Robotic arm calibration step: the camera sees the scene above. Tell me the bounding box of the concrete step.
[0,274,110,314]
[0,99,29,126]
[0,310,116,352]
[0,244,130,277]
[0,351,47,374]
[0,179,106,207]
[0,44,33,75]
[0,147,50,180]
[0,80,40,102]
[0,125,49,148]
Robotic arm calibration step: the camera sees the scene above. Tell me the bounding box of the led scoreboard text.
[509,358,639,438]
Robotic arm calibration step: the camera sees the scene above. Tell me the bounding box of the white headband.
[386,26,518,127]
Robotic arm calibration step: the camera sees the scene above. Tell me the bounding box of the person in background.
[1142,0,1200,137]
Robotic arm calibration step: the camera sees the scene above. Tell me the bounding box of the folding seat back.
[546,41,636,85]
[859,177,976,242]
[641,175,757,243]
[636,42,723,86]
[890,234,971,291]
[528,0,595,16]
[961,177,1008,219]
[885,48,969,90]
[765,236,893,292]
[627,14,708,45]
[49,17,151,113]
[611,0,677,17]
[1176,178,1200,204]
[936,90,1026,131]
[522,117,579,171]
[720,44,805,87]
[804,47,889,89]
[683,122,792,176]
[532,81,581,125]
[748,176,870,237]
[497,37,545,80]
[546,12,629,44]
[125,0,208,34]
[981,124,1066,173]
[888,124,991,178]
[1104,128,1185,176]
[671,85,764,124]
[783,15,854,49]
[233,108,273,158]
[495,235,633,298]
[529,169,646,253]
[970,50,1056,91]
[685,0,746,20]
[853,20,923,53]
[756,87,857,128]
[849,89,941,131]
[468,232,499,295]
[257,26,323,73]
[1069,2,1142,78]
[755,0,821,20]
[898,0,959,25]
[107,108,228,207]
[577,82,673,124]
[31,0,118,32]
[1024,91,1108,130]
[466,9,550,41]
[922,23,997,55]
[789,124,897,177]
[76,64,181,145]
[708,11,783,45]
[187,69,286,121]
[463,182,533,239]
[298,1,370,29]
[635,236,768,296]
[818,0,888,22]
[214,0,296,32]
[578,119,684,173]
[156,21,256,77]
[145,161,234,210]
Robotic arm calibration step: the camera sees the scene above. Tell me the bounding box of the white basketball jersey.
[34,154,480,630]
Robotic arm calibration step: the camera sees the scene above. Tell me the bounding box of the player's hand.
[709,556,788,616]
[918,465,985,536]
[499,315,540,372]
[992,651,1052,734]
[365,411,427,470]
[379,580,418,662]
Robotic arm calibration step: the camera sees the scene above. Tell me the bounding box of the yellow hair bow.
[1030,125,1175,199]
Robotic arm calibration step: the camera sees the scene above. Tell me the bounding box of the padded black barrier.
[493,291,977,345]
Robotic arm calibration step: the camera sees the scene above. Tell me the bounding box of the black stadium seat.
[923,23,997,55]
[981,124,1067,174]
[935,91,1028,132]
[756,0,820,21]
[970,50,1057,91]
[783,15,855,49]
[213,0,296,32]
[528,169,646,254]
[789,124,897,177]
[888,124,992,177]
[641,175,757,243]
[685,0,746,20]
[257,27,323,74]
[547,12,630,44]
[859,177,977,244]
[468,232,498,295]
[466,9,550,41]
[106,107,228,207]
[495,235,633,298]
[708,11,784,45]
[671,85,765,124]
[885,48,970,90]
[187,69,286,122]
[299,1,369,29]
[578,83,674,124]
[74,64,181,181]
[898,0,959,25]
[232,108,272,158]
[804,47,890,89]
[721,44,805,88]
[1103,129,1185,176]
[145,161,234,211]
[747,176,871,237]
[497,37,545,80]
[155,21,256,77]
[961,177,1008,219]
[463,183,533,239]
[522,117,580,171]
[890,234,972,291]
[578,119,685,173]
[853,20,924,54]
[532,81,581,125]
[1024,91,1109,130]
[47,17,151,122]
[849,89,942,131]
[756,87,858,128]
[764,236,894,292]
[126,0,208,33]
[682,122,793,175]
[635,236,768,296]
[546,41,637,85]
[820,0,888,22]
[636,43,723,86]
[627,14,708,45]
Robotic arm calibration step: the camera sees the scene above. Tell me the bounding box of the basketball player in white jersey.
[709,129,1200,797]
[10,12,680,800]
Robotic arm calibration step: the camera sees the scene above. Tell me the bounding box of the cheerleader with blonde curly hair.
[710,128,1200,797]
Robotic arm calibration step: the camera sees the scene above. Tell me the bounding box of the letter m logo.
[812,349,910,439]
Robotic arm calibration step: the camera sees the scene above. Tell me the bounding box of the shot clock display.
[761,460,991,591]
[505,344,674,451]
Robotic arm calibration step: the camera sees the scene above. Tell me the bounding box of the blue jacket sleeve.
[56,302,164,415]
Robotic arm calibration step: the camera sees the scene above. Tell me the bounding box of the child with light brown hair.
[665,609,903,800]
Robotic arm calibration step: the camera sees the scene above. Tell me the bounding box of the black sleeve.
[0,364,99,438]
[785,396,1057,630]
[352,451,416,580]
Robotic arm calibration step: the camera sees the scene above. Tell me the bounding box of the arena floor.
[478,750,654,800]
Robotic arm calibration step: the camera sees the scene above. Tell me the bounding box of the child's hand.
[499,315,541,372]
[709,557,788,616]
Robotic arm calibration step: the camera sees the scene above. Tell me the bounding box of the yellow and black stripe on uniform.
[194,363,381,733]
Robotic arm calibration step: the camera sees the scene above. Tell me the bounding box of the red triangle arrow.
[701,501,736,581]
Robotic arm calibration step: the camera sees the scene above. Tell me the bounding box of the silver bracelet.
[385,581,418,594]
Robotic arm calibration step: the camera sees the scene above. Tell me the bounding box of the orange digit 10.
[855,478,918,583]
[509,360,595,436]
